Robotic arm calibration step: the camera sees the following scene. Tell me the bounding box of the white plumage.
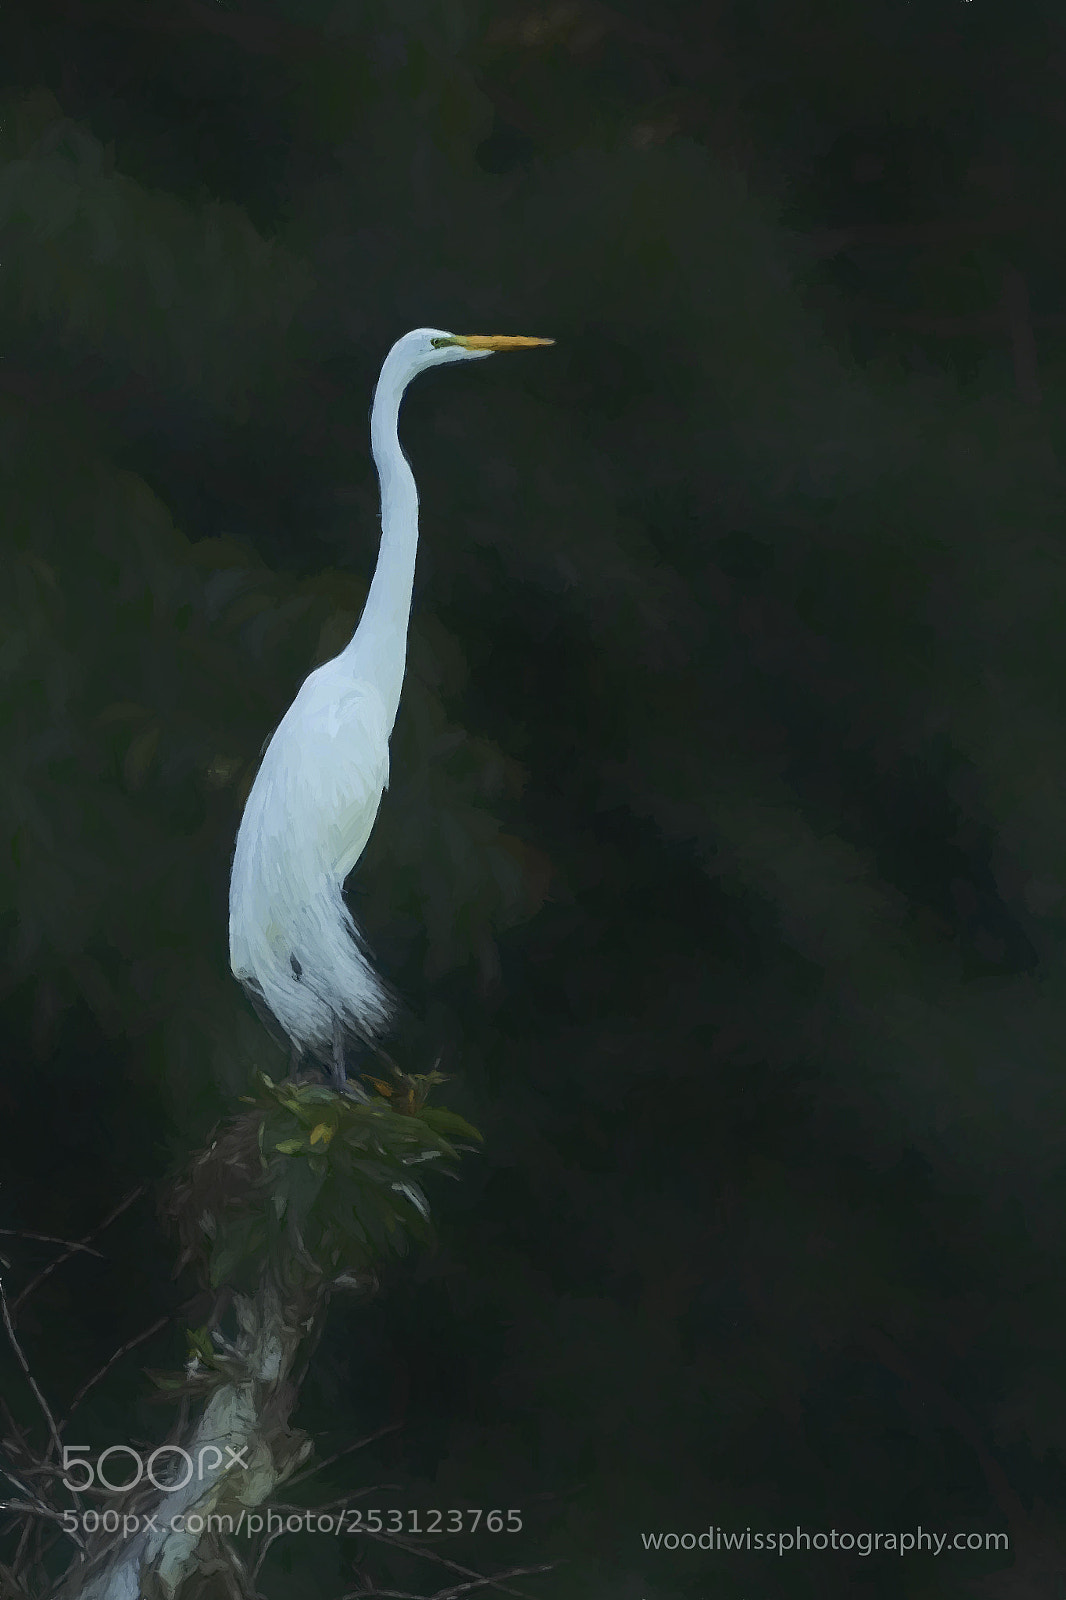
[228,327,552,1080]
[229,666,392,1061]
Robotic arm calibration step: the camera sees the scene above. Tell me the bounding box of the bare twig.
[6,1455,45,1581]
[12,1509,36,1581]
[0,1500,74,1525]
[11,1184,146,1317]
[0,1394,32,1455]
[0,1276,64,1464]
[291,1297,333,1390]
[61,1313,172,1427]
[251,1485,403,1579]
[0,1232,104,1259]
[267,1486,402,1518]
[285,1421,404,1489]
[0,1465,48,1510]
[334,1565,556,1600]
[364,1532,552,1600]
[220,1534,258,1600]
[250,1520,288,1581]
[0,1465,84,1553]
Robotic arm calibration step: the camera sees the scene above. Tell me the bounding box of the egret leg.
[287,1041,301,1080]
[331,1015,347,1090]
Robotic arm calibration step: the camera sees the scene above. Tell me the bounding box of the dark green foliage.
[251,1071,479,1284]
[163,1072,480,1295]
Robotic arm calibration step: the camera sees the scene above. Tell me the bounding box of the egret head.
[391,327,554,377]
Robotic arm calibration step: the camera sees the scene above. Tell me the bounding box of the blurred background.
[2,1,1066,1596]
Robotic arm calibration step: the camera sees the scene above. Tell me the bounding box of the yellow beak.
[454,335,555,350]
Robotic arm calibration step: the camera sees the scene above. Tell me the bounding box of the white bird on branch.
[228,329,553,1087]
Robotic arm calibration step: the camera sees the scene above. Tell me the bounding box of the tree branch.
[61,1314,173,1430]
[58,1275,318,1600]
[333,1566,557,1600]
[362,1530,550,1600]
[0,1277,65,1465]
[12,1186,146,1319]
[284,1421,404,1490]
[0,1233,104,1260]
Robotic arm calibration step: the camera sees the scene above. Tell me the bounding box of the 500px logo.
[61,1445,251,1494]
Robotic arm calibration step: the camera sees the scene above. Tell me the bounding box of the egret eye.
[430,336,456,349]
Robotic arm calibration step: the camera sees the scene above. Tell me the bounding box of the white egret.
[228,328,553,1086]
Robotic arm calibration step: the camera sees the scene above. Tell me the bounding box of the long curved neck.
[341,351,420,732]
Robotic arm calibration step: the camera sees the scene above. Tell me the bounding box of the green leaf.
[419,1107,484,1143]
